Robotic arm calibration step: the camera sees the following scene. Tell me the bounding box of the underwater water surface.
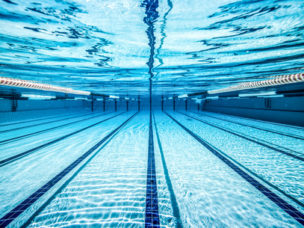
[0,0,304,95]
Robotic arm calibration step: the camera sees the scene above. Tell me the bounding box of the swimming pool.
[0,0,304,227]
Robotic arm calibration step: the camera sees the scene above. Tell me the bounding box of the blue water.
[1,0,304,95]
[1,0,304,227]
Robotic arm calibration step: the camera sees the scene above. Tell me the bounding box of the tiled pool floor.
[0,111,303,227]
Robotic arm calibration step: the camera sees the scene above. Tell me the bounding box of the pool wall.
[1,95,304,126]
[203,96,304,126]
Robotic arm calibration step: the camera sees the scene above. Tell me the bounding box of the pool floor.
[0,110,303,227]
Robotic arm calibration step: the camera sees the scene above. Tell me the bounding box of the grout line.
[0,111,86,127]
[0,112,107,144]
[21,112,138,227]
[153,113,182,227]
[180,111,304,160]
[0,112,124,167]
[166,112,304,226]
[0,112,88,133]
[196,111,304,140]
[0,112,138,227]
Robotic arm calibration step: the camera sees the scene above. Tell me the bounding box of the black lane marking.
[0,112,124,167]
[153,114,182,228]
[0,112,107,144]
[181,112,304,161]
[208,110,304,130]
[182,113,304,207]
[204,137,304,207]
[199,112,304,141]
[0,112,91,133]
[145,112,160,227]
[22,113,136,228]
[0,111,79,128]
[166,112,304,226]
[0,112,137,227]
[206,105,304,113]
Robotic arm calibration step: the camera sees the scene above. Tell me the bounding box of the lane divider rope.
[208,73,304,94]
[0,77,90,96]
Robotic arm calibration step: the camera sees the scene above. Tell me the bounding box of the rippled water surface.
[1,0,304,95]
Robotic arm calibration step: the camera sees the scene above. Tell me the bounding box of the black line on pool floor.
[0,112,108,144]
[206,110,304,130]
[196,111,304,141]
[21,113,135,228]
[180,112,304,208]
[0,112,91,133]
[145,111,160,227]
[0,112,124,167]
[166,112,304,226]
[153,114,182,228]
[0,111,78,128]
[0,112,137,227]
[180,112,304,161]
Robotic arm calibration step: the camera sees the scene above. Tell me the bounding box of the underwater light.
[192,97,203,103]
[0,77,91,96]
[22,94,56,100]
[75,97,89,101]
[238,91,277,97]
[178,94,188,98]
[109,95,119,99]
[206,96,219,100]
[208,73,304,95]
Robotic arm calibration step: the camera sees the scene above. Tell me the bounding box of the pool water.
[1,0,304,227]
